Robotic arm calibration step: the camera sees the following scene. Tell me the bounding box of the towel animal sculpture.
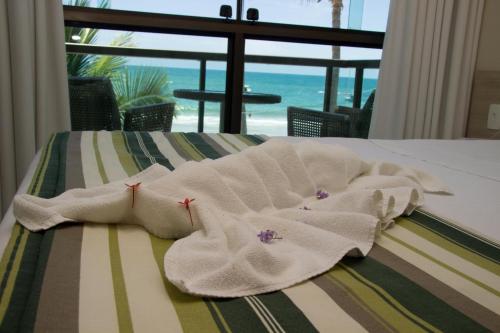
[14,139,450,297]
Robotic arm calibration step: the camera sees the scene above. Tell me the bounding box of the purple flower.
[316,190,329,200]
[257,230,282,243]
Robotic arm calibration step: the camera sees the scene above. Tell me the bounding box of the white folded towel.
[13,139,450,297]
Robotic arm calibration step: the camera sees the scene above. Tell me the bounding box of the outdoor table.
[173,89,282,133]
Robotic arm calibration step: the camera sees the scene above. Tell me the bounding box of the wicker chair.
[336,90,376,138]
[287,106,350,137]
[68,77,121,131]
[123,102,175,132]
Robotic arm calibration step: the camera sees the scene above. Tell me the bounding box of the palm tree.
[64,0,172,118]
[65,0,129,77]
[306,0,343,112]
[329,0,343,112]
[113,67,171,110]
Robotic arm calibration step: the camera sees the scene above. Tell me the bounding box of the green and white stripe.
[0,131,498,333]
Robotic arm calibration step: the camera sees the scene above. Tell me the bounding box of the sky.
[67,0,390,76]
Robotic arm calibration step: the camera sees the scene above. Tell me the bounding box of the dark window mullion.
[224,33,245,133]
[236,0,243,21]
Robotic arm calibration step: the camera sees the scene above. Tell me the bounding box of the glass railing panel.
[202,62,227,133]
[361,68,379,107]
[243,64,326,137]
[167,64,203,133]
[337,68,356,108]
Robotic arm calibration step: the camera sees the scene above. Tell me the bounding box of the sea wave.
[171,115,288,136]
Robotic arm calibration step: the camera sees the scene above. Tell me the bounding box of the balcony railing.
[66,43,380,132]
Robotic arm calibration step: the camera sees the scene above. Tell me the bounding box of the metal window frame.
[63,5,384,133]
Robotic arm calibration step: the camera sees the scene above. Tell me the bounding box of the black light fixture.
[219,5,232,19]
[246,8,259,22]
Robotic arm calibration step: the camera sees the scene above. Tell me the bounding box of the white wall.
[475,0,500,71]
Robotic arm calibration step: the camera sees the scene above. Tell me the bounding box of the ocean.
[150,66,377,136]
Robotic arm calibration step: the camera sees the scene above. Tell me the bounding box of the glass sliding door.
[242,60,327,136]
[63,0,388,135]
[171,61,227,133]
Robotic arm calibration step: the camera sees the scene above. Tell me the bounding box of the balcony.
[67,42,379,136]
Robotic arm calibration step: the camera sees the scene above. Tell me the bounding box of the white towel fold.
[13,139,451,297]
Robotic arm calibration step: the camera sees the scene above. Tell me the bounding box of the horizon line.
[125,64,379,79]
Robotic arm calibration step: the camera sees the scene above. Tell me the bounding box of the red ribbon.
[178,198,195,226]
[125,182,141,208]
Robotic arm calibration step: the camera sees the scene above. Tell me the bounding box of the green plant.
[113,66,171,113]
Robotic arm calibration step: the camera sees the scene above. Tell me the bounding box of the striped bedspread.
[0,131,498,333]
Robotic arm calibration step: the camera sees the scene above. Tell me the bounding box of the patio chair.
[123,102,175,132]
[336,90,376,138]
[68,77,121,131]
[287,106,350,137]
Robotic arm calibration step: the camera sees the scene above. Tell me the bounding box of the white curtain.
[0,0,70,217]
[369,0,484,139]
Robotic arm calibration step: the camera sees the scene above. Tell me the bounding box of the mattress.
[0,131,498,332]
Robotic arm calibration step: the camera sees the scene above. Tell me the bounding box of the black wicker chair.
[287,106,350,137]
[123,102,175,132]
[336,90,376,138]
[68,77,121,131]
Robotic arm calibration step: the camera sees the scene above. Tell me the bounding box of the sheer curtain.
[0,0,70,217]
[369,0,484,139]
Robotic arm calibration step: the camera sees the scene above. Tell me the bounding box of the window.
[63,0,389,136]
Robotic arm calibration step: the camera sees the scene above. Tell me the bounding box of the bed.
[0,131,498,332]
